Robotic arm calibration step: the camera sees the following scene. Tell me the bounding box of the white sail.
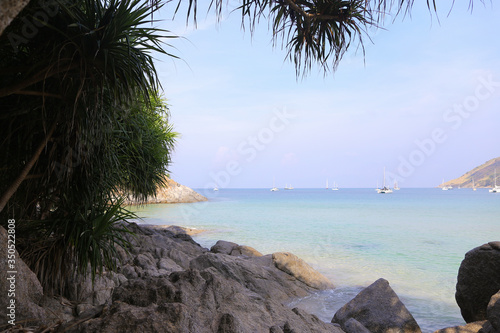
[377,167,393,194]
[490,169,500,193]
[271,177,279,191]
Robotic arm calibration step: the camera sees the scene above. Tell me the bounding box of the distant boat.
[377,167,393,194]
[441,179,451,191]
[489,169,500,193]
[332,182,339,191]
[326,179,329,190]
[394,180,400,190]
[284,184,294,190]
[271,177,279,192]
[213,186,219,191]
[472,178,477,191]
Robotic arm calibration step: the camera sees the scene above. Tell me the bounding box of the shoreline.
[138,222,468,333]
[1,222,495,333]
[135,222,460,332]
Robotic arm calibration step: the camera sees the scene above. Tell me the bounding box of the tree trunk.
[0,0,31,37]
[0,120,57,213]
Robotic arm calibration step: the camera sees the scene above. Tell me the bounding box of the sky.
[153,1,500,189]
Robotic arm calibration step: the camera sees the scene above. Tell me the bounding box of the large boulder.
[189,252,314,302]
[211,240,263,258]
[456,242,500,323]
[211,240,239,255]
[332,278,421,333]
[0,226,49,326]
[272,252,334,290]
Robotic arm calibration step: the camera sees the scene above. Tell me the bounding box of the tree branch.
[0,62,79,98]
[0,118,58,213]
[16,90,63,99]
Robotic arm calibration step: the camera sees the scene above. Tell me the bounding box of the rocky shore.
[1,224,500,333]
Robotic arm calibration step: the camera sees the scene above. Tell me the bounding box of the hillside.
[442,157,500,188]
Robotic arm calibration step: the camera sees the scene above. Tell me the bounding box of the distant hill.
[441,157,500,188]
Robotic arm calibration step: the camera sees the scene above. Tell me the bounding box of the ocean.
[131,188,500,332]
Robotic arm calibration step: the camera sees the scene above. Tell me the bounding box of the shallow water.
[131,188,500,332]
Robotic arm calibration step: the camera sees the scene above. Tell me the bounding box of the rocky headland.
[441,156,500,189]
[1,224,500,333]
[124,178,208,204]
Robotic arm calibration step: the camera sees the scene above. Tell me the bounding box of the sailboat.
[325,179,329,190]
[332,181,339,191]
[213,186,219,191]
[472,178,477,191]
[489,169,500,193]
[377,167,393,194]
[441,179,451,191]
[284,184,294,190]
[394,180,400,190]
[270,177,279,191]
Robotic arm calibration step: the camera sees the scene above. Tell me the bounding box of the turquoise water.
[131,188,500,332]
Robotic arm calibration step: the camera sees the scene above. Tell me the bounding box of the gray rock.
[66,273,115,305]
[272,252,334,290]
[157,257,183,272]
[121,264,139,279]
[78,267,344,333]
[217,313,242,333]
[76,303,98,317]
[230,245,263,257]
[0,226,49,326]
[344,318,371,333]
[39,296,75,323]
[211,240,238,254]
[433,320,489,333]
[190,252,313,302]
[134,253,156,270]
[488,291,500,331]
[456,242,500,322]
[250,253,274,267]
[211,240,264,257]
[112,277,179,307]
[332,278,421,333]
[479,320,497,333]
[77,301,190,333]
[110,272,128,285]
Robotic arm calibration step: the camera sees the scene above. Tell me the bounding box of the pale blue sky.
[154,1,500,189]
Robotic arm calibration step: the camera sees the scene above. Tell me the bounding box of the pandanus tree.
[0,0,177,293]
[177,0,445,76]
